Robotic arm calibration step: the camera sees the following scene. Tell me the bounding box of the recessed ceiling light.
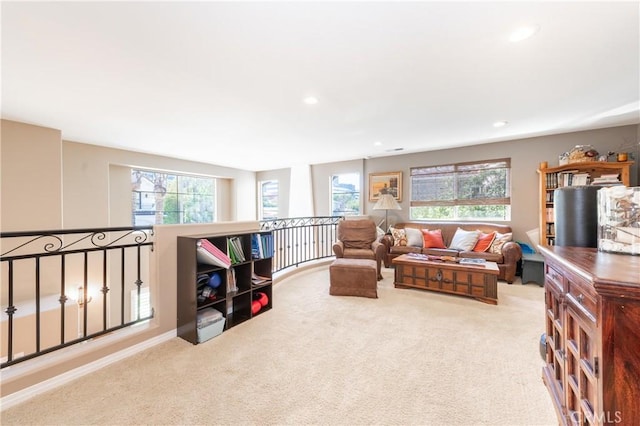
[493,120,509,128]
[374,141,383,146]
[303,96,318,105]
[509,25,540,42]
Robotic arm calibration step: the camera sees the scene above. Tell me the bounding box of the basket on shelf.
[568,145,599,163]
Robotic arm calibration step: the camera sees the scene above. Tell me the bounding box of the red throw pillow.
[421,229,446,249]
[473,231,496,252]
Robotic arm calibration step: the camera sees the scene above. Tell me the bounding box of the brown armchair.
[332,219,384,280]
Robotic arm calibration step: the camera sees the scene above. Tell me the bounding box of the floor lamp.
[373,193,402,232]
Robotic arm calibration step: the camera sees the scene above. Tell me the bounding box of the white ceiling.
[2,1,639,172]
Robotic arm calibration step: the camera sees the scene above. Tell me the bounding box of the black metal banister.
[260,216,343,272]
[1,219,342,369]
[1,226,154,368]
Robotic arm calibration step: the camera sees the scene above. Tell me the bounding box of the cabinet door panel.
[565,304,598,424]
[544,281,565,399]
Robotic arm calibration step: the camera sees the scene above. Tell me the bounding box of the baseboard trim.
[0,329,177,411]
[273,258,334,283]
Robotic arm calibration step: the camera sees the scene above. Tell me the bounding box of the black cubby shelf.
[177,230,273,344]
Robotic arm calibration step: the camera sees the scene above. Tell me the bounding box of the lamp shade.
[373,194,402,211]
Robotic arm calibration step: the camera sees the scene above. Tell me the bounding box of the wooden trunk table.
[392,254,500,304]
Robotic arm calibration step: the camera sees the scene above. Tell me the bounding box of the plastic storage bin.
[197,308,225,343]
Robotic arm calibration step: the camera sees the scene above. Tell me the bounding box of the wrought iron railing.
[0,227,154,368]
[0,218,342,368]
[260,216,343,272]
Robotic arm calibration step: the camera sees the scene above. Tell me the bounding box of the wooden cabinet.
[537,161,633,246]
[539,246,640,425]
[392,255,500,305]
[177,231,273,344]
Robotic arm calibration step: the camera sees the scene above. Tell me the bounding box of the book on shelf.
[591,173,622,186]
[227,237,246,264]
[251,272,272,286]
[226,267,237,293]
[559,170,580,187]
[570,172,590,186]
[251,233,274,259]
[546,207,554,222]
[251,234,263,259]
[196,239,231,269]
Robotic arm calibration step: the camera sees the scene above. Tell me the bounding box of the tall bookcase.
[177,230,273,344]
[537,161,633,246]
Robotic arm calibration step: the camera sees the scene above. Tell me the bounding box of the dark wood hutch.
[538,245,640,425]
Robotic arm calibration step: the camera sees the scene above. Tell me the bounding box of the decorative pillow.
[376,226,385,241]
[490,232,513,254]
[421,229,446,249]
[448,228,480,251]
[390,227,407,247]
[404,227,424,248]
[473,231,496,252]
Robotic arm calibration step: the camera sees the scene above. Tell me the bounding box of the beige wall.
[62,140,257,227]
[311,159,365,216]
[260,125,639,242]
[255,168,291,218]
[1,120,63,232]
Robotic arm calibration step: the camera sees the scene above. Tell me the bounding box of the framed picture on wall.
[369,171,402,202]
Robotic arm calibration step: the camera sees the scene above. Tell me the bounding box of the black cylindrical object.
[554,186,599,248]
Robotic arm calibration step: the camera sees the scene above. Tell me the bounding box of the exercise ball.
[251,300,262,315]
[209,272,222,288]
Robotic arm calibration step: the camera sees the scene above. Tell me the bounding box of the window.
[259,180,279,220]
[131,169,216,226]
[331,173,361,216]
[131,287,151,321]
[410,158,511,221]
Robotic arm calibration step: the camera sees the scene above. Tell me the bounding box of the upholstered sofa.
[380,222,522,284]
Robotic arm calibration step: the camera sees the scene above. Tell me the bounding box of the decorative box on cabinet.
[539,245,640,425]
[537,161,633,246]
[177,231,273,344]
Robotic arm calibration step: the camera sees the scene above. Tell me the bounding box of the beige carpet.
[2,266,556,425]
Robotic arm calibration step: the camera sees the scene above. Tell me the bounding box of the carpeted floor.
[1,266,556,425]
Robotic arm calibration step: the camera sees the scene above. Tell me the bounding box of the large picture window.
[131,169,216,226]
[331,173,360,216]
[410,158,511,221]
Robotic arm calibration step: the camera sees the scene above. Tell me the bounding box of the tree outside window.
[131,169,216,226]
[410,159,511,221]
[332,173,360,216]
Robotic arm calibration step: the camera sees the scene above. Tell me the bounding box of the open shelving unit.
[177,230,273,344]
[537,161,633,246]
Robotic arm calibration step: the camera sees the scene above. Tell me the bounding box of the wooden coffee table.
[392,254,500,304]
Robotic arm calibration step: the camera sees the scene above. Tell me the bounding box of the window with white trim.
[410,158,511,221]
[259,180,279,220]
[131,169,216,226]
[331,173,361,216]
